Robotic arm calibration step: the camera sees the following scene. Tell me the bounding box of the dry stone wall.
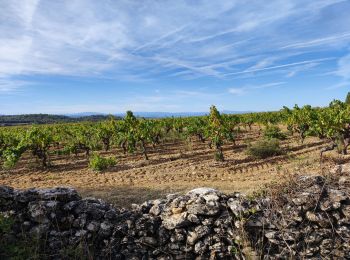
[0,164,350,259]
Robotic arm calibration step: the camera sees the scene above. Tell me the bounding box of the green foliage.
[345,92,350,105]
[240,113,255,130]
[222,114,240,144]
[1,100,349,169]
[136,120,157,160]
[21,126,54,167]
[0,214,14,233]
[186,117,207,143]
[63,124,100,156]
[207,106,226,161]
[2,147,24,169]
[97,117,117,151]
[88,153,116,172]
[248,139,283,159]
[320,100,350,154]
[263,125,286,140]
[285,104,317,143]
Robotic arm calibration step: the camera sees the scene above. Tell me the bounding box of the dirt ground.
[0,128,348,208]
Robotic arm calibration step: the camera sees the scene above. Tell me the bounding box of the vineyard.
[1,100,350,206]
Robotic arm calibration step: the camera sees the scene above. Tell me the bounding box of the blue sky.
[0,0,350,114]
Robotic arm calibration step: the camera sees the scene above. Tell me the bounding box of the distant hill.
[0,114,118,126]
[114,110,252,118]
[65,112,107,118]
[0,110,252,126]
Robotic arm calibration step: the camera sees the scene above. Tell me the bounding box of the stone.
[187,226,210,245]
[75,230,87,237]
[149,204,164,216]
[36,187,81,201]
[138,237,157,246]
[158,227,170,245]
[194,240,206,255]
[292,192,313,206]
[342,205,350,219]
[63,200,80,211]
[30,224,49,237]
[100,221,113,237]
[305,211,330,227]
[104,209,118,220]
[187,188,218,196]
[265,231,276,239]
[187,213,200,224]
[186,201,221,216]
[227,198,247,217]
[328,189,348,202]
[162,212,190,230]
[171,207,183,214]
[340,163,350,174]
[0,186,14,199]
[28,201,55,224]
[202,193,220,202]
[87,221,100,232]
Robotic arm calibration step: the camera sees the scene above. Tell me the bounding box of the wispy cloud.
[225,58,335,76]
[228,88,246,95]
[0,77,28,93]
[286,62,320,77]
[281,32,350,49]
[131,24,189,53]
[326,52,350,89]
[326,81,349,90]
[0,0,349,90]
[228,82,286,95]
[334,53,350,80]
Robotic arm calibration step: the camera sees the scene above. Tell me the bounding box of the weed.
[248,139,283,159]
[89,153,116,172]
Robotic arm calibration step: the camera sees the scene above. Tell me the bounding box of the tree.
[118,111,138,155]
[207,106,225,161]
[97,117,117,151]
[346,92,350,105]
[19,126,54,167]
[323,100,350,154]
[222,114,240,145]
[136,120,153,160]
[286,105,317,143]
[63,124,99,156]
[186,117,207,143]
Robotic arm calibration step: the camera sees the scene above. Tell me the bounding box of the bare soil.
[0,128,347,208]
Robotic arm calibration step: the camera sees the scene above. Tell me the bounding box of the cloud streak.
[0,0,349,93]
[281,32,350,49]
[228,82,286,95]
[225,58,335,76]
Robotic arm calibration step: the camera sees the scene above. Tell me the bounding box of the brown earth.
[0,127,348,208]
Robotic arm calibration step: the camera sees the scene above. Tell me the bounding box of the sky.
[0,0,350,114]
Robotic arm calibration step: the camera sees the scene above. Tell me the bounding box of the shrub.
[88,153,116,172]
[2,148,22,169]
[248,139,283,159]
[0,214,14,234]
[263,125,286,140]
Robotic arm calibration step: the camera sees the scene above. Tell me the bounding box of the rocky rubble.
[248,167,350,259]
[0,185,259,259]
[0,164,349,259]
